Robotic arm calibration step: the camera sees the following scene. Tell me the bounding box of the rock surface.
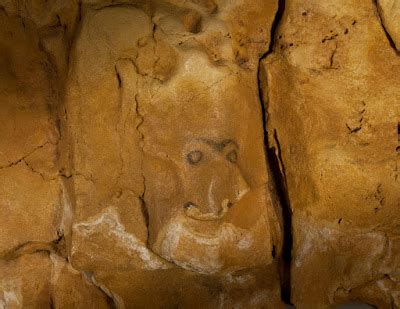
[64,0,283,307]
[0,0,399,308]
[0,8,61,258]
[0,252,110,308]
[1,0,284,307]
[261,0,400,307]
[377,0,400,51]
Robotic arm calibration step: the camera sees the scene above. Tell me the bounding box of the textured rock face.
[0,0,399,308]
[64,1,283,307]
[0,11,60,257]
[1,0,284,307]
[261,0,400,307]
[377,0,400,51]
[0,252,110,308]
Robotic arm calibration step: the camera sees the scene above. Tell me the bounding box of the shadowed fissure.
[257,0,293,305]
[372,0,400,55]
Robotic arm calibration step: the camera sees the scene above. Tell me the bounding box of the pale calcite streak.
[83,272,126,309]
[207,178,218,213]
[160,219,223,273]
[376,278,400,305]
[60,182,73,237]
[377,279,391,293]
[295,223,387,269]
[249,290,272,306]
[159,215,254,274]
[73,207,169,270]
[224,273,254,285]
[50,253,63,285]
[0,279,22,309]
[295,226,331,268]
[50,253,83,287]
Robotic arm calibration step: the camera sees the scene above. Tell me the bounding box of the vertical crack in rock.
[257,0,293,305]
[132,68,149,246]
[115,57,149,244]
[114,62,129,190]
[82,272,120,309]
[49,295,55,309]
[48,254,119,309]
[136,99,150,246]
[115,66,122,89]
[372,0,400,55]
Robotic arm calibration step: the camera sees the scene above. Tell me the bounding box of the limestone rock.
[377,0,400,51]
[0,9,60,257]
[1,0,399,307]
[64,1,283,307]
[261,0,400,307]
[0,252,110,308]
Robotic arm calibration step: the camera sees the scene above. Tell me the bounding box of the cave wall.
[262,0,400,307]
[0,0,399,308]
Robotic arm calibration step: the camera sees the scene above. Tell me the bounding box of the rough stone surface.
[261,0,400,307]
[0,252,110,308]
[64,1,283,307]
[0,9,61,257]
[377,0,400,51]
[0,0,399,308]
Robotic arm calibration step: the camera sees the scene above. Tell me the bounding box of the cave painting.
[183,138,247,221]
[2,0,400,307]
[139,52,280,274]
[65,2,282,306]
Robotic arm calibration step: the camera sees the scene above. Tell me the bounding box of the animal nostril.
[184,202,196,210]
[227,202,234,208]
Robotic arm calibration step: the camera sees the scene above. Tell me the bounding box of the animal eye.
[226,150,237,164]
[187,150,203,165]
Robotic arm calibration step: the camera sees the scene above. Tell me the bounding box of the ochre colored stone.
[261,0,400,307]
[0,10,60,257]
[1,0,399,307]
[0,252,110,307]
[377,0,400,51]
[64,1,283,307]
